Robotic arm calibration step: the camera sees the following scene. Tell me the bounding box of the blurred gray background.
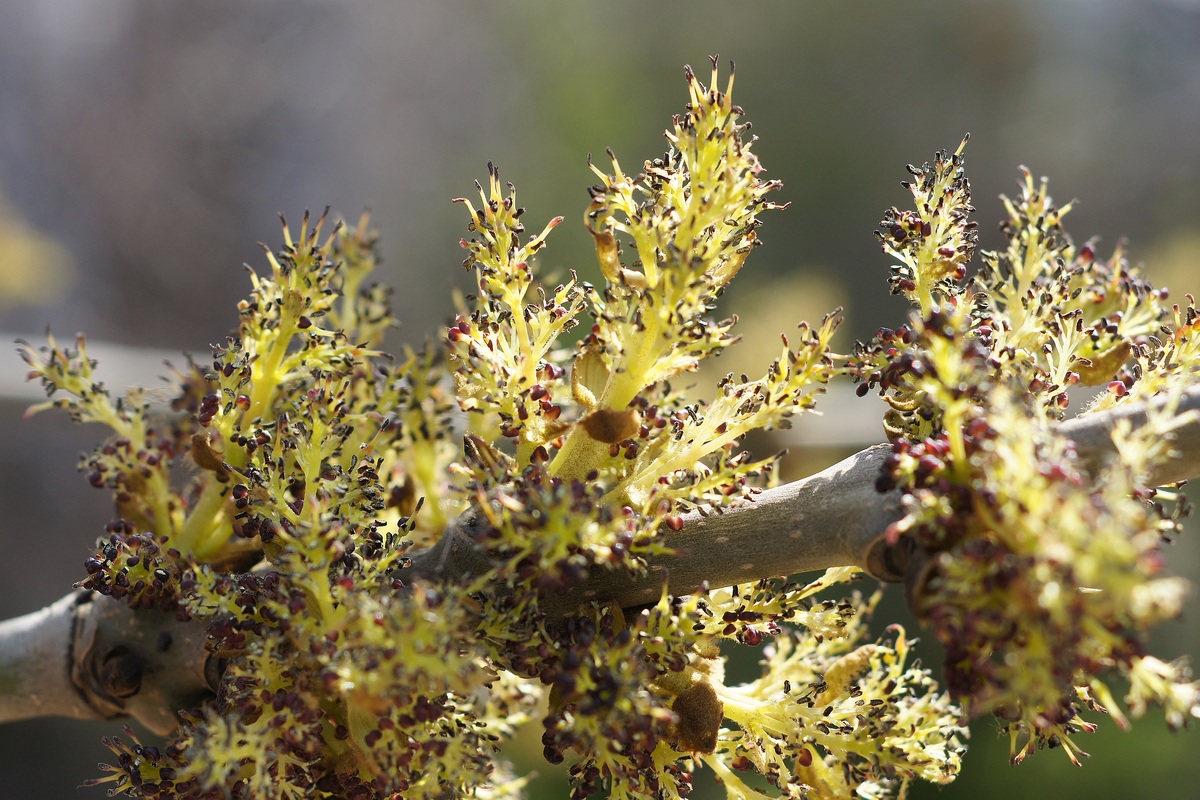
[1,1,1198,797]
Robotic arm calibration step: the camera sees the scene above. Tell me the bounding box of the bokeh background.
[1,1,1198,797]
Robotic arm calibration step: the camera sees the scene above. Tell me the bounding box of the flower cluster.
[444,59,955,799]
[17,60,974,800]
[665,578,964,799]
[21,58,1197,800]
[855,147,1199,763]
[25,213,512,799]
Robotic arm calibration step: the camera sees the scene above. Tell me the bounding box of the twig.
[407,443,903,617]
[412,384,1200,610]
[0,591,216,734]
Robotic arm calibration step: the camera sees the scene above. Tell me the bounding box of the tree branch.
[2,383,1197,731]
[0,590,217,734]
[412,384,1200,610]
[0,592,94,724]
[408,443,905,618]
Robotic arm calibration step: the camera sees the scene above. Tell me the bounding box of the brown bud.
[670,680,723,754]
[190,431,227,474]
[581,407,640,444]
[98,646,143,699]
[1074,339,1131,386]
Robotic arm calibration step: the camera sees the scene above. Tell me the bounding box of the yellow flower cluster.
[857,146,1199,764]
[24,57,1197,800]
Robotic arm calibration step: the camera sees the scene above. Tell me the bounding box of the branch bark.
[0,590,217,734]
[412,384,1200,610]
[407,443,905,618]
[2,383,1197,731]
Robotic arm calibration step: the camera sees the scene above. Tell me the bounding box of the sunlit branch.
[2,382,1196,733]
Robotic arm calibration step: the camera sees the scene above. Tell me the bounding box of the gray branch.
[413,384,1200,611]
[2,383,1197,731]
[0,590,217,734]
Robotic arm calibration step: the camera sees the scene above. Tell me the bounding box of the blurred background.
[1,0,1198,797]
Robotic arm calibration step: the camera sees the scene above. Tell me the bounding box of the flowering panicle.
[973,170,1167,417]
[450,165,583,465]
[546,56,836,497]
[1094,293,1200,410]
[27,63,1199,800]
[449,59,843,616]
[44,211,523,799]
[699,592,964,799]
[440,62,936,799]
[856,144,1199,765]
[679,568,861,646]
[876,136,978,316]
[19,335,189,553]
[517,576,964,800]
[39,61,883,800]
[537,604,682,800]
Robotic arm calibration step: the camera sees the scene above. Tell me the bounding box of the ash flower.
[41,61,867,800]
[701,594,965,799]
[859,143,1198,765]
[875,136,977,314]
[548,56,804,487]
[25,62,1198,800]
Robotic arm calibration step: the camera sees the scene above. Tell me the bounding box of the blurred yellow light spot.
[0,202,74,307]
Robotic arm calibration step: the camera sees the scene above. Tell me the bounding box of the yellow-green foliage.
[857,147,1199,765]
[17,57,1198,800]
